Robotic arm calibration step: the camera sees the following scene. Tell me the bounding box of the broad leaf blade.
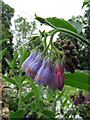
[46,17,77,33]
[65,71,89,91]
[68,19,83,34]
[9,110,25,119]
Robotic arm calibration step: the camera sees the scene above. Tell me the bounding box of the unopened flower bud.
[72,57,79,64]
[71,49,78,56]
[60,40,64,45]
[58,46,62,51]
[69,44,74,49]
[64,50,70,56]
[62,44,68,50]
[66,40,71,44]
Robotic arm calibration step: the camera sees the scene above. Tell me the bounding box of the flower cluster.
[54,39,79,73]
[70,91,90,106]
[21,51,65,91]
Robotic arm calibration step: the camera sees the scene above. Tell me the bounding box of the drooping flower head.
[35,57,50,87]
[54,61,65,91]
[21,51,37,72]
[26,54,43,79]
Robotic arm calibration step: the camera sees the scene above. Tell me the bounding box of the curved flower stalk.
[35,57,50,87]
[26,54,43,79]
[54,62,65,91]
[21,51,37,72]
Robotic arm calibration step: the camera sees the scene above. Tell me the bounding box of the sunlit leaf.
[65,71,89,91]
[0,39,9,44]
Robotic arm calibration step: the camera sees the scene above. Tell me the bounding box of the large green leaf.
[46,17,77,33]
[9,110,25,119]
[68,19,82,34]
[65,71,89,91]
[35,15,77,33]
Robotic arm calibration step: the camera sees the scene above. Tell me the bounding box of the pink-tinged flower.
[26,54,43,79]
[54,62,65,91]
[82,97,88,104]
[74,96,78,105]
[21,51,37,72]
[35,57,50,87]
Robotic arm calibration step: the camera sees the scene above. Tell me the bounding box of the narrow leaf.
[24,91,34,100]
[5,58,12,68]
[1,73,18,86]
[12,50,18,70]
[31,82,39,100]
[0,48,7,59]
[0,39,9,44]
[20,47,27,68]
[38,100,44,112]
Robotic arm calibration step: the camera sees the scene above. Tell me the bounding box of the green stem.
[50,28,90,46]
[18,86,22,110]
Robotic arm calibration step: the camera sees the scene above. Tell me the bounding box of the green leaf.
[35,15,77,33]
[65,71,89,91]
[38,100,44,112]
[46,17,77,33]
[43,110,55,118]
[56,90,65,101]
[61,99,68,108]
[0,39,9,44]
[0,48,7,59]
[9,110,25,119]
[1,73,19,87]
[5,58,12,68]
[24,91,34,100]
[31,103,36,112]
[12,50,18,70]
[68,19,82,34]
[82,0,90,8]
[20,47,27,68]
[31,82,39,100]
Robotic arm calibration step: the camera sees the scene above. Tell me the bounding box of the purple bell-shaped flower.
[26,54,43,79]
[48,69,58,91]
[35,57,50,87]
[21,51,37,72]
